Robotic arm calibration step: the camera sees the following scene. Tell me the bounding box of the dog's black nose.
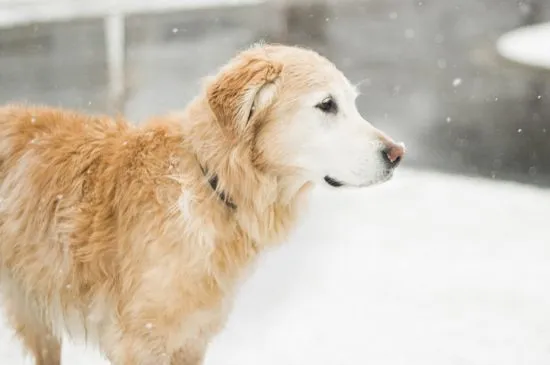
[381,142,405,168]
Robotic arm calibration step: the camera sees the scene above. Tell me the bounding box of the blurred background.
[1,0,549,186]
[1,2,550,365]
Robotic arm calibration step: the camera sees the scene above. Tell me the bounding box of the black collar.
[200,165,236,210]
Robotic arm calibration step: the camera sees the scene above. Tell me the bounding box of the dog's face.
[207,45,405,188]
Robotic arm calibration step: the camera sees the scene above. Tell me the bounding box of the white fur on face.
[262,72,395,188]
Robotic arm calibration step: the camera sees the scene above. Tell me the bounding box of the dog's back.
[0,105,189,364]
[0,105,127,292]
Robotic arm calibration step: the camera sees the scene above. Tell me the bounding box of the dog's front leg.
[101,329,171,365]
[170,341,207,365]
[105,347,171,365]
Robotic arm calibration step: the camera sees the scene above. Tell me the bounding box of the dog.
[0,44,405,365]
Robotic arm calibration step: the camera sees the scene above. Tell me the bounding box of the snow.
[497,22,550,70]
[1,168,550,364]
[404,29,415,39]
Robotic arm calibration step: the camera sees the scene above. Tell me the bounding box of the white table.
[0,0,263,110]
[496,22,550,70]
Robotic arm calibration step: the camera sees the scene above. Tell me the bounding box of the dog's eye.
[316,96,338,114]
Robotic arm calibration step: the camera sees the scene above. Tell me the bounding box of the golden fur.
[0,44,403,365]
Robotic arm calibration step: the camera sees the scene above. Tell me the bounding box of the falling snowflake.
[517,128,522,133]
[172,28,179,33]
[452,78,462,87]
[518,2,531,15]
[446,117,452,123]
[404,29,415,39]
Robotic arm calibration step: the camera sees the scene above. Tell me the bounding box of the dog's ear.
[206,55,282,136]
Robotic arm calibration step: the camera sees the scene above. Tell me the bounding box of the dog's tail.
[0,104,48,171]
[0,105,24,167]
[0,105,17,170]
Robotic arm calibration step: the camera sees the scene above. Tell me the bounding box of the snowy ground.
[1,168,549,364]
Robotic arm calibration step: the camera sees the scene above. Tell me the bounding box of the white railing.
[0,0,263,27]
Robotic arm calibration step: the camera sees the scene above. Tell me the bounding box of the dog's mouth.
[324,170,394,188]
[324,175,345,187]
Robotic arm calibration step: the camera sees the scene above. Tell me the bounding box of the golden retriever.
[0,44,405,365]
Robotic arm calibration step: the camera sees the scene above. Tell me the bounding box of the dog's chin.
[324,170,394,189]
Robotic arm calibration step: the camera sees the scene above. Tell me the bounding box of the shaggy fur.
[0,44,403,365]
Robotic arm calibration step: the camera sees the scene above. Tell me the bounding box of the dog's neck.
[180,97,312,245]
[198,163,237,210]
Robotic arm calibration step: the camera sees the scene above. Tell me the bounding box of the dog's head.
[206,44,405,188]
